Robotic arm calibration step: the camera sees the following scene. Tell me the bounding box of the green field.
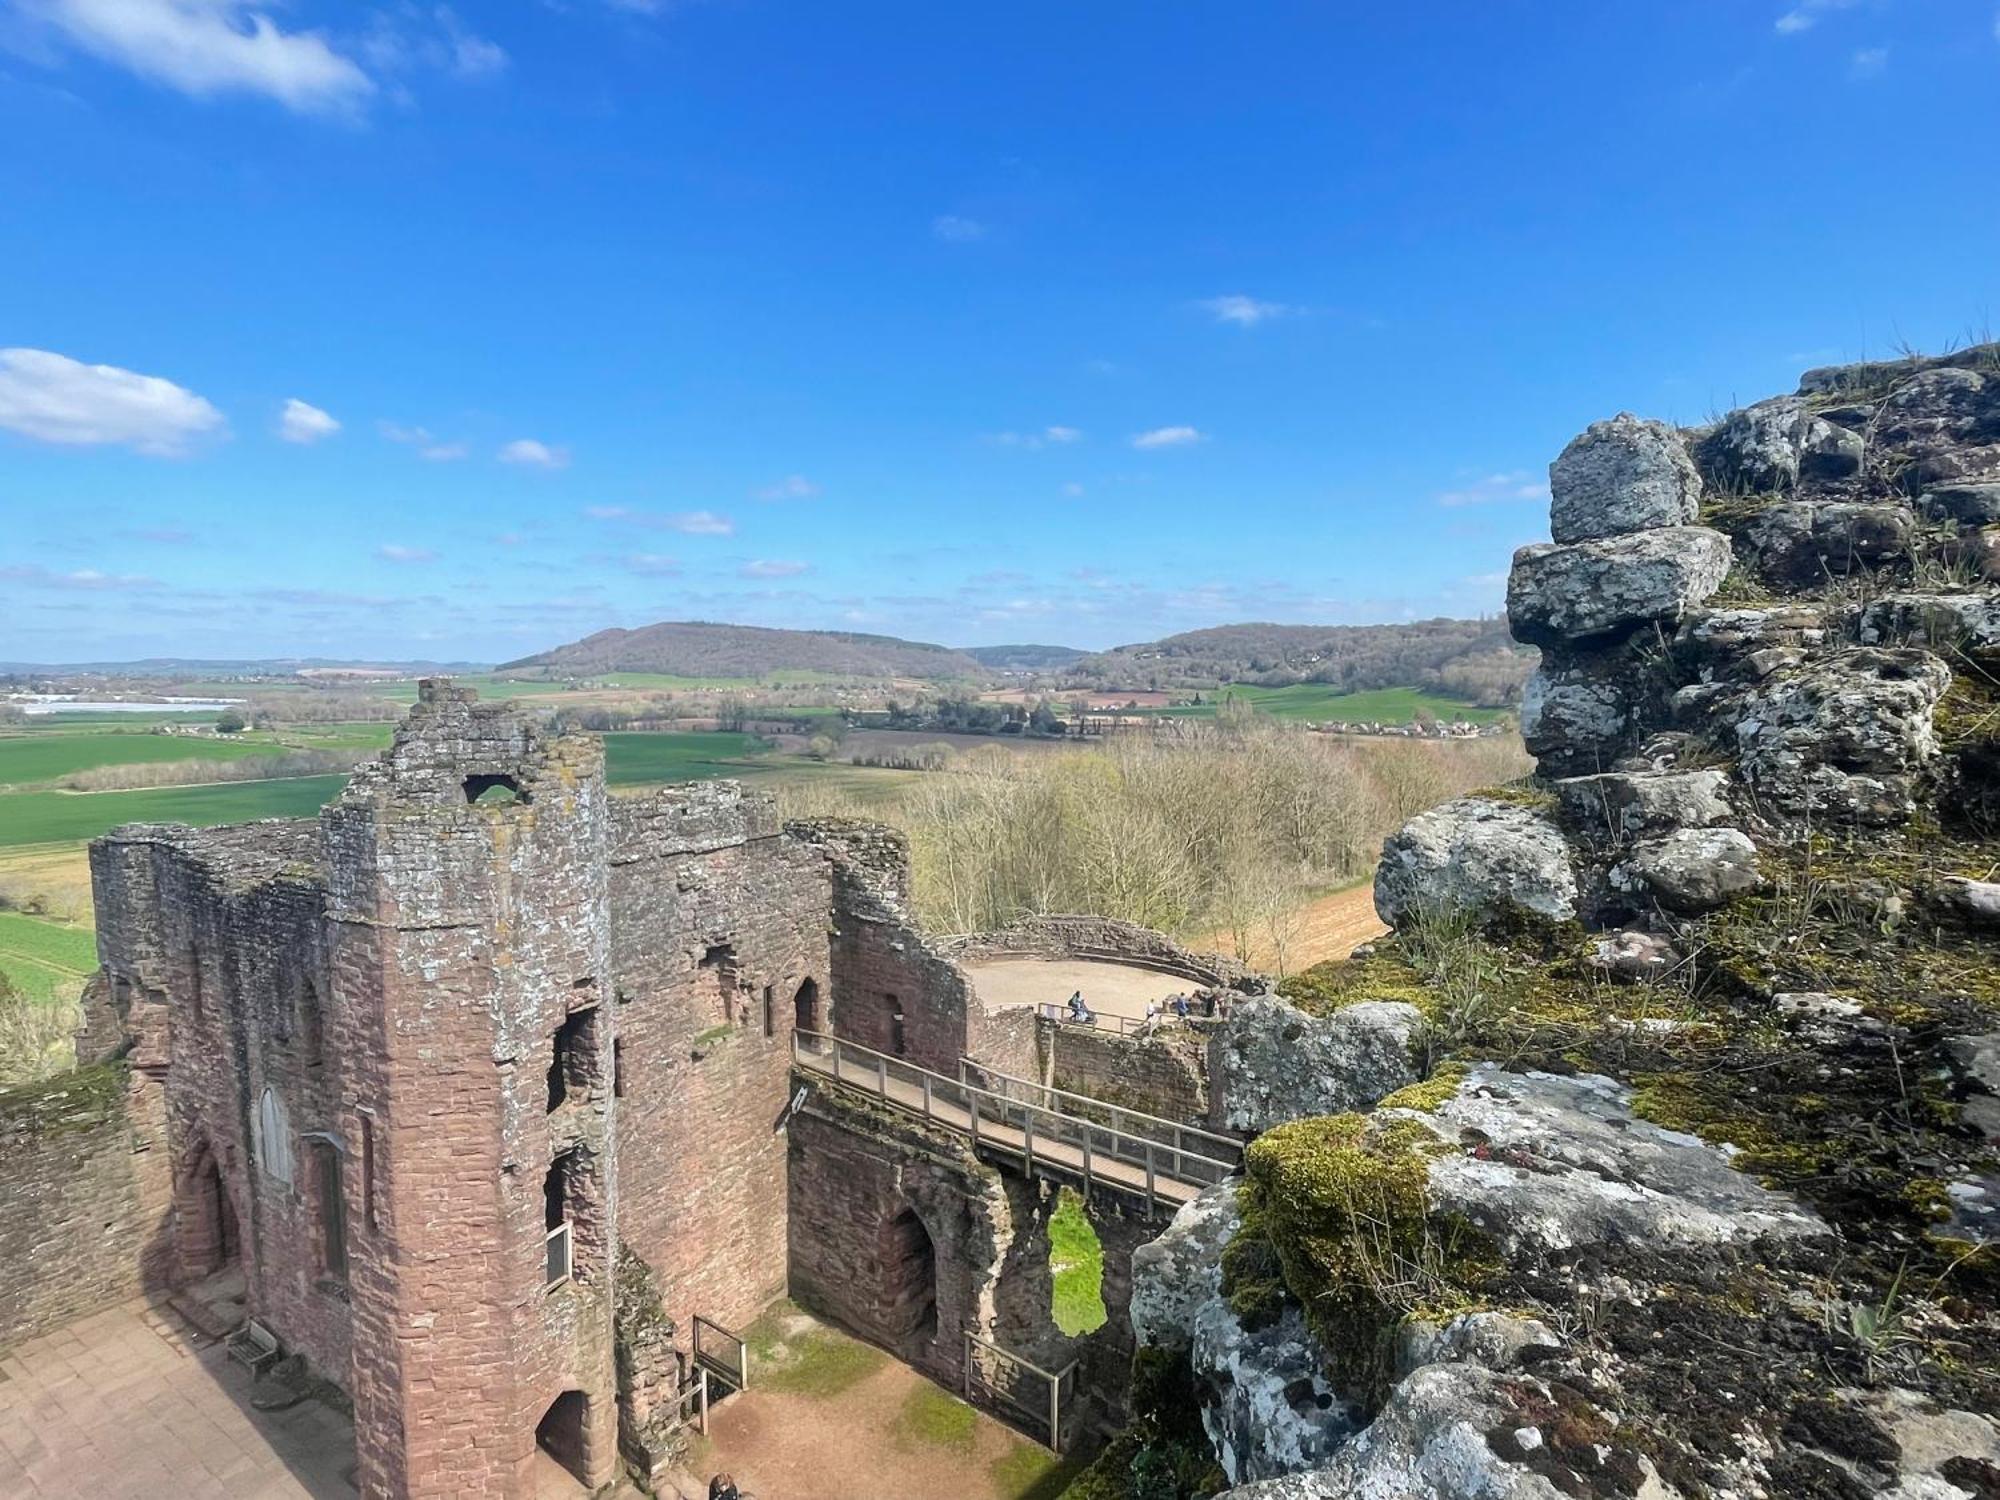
[0,775,352,848]
[0,731,279,787]
[603,730,775,785]
[1145,683,1510,725]
[0,911,96,1003]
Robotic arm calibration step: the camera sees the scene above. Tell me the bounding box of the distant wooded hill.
[1069,618,1533,707]
[961,644,1091,670]
[503,622,986,681]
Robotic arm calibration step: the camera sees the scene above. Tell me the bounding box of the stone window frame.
[252,1085,295,1187]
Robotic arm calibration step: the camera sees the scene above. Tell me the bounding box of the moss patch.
[743,1303,889,1399]
[1376,1061,1469,1114]
[889,1382,979,1453]
[1049,1187,1108,1336]
[1057,1348,1226,1500]
[0,1060,126,1136]
[1277,950,1437,1021]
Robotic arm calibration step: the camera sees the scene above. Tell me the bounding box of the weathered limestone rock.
[1609,827,1763,914]
[1856,591,2000,656]
[1875,367,1997,458]
[1217,1363,1676,1500]
[1920,480,2000,525]
[1734,648,1952,824]
[1211,996,1422,1135]
[1507,528,1733,647]
[1520,662,1635,770]
[1587,929,1681,983]
[1375,798,1577,929]
[1674,604,1828,676]
[1547,413,1700,542]
[1129,1178,1239,1350]
[1194,1296,1357,1485]
[1939,878,2000,925]
[1697,395,1860,491]
[1742,501,1914,583]
[1552,769,1731,840]
[1402,1064,1827,1255]
[1392,1311,1561,1381]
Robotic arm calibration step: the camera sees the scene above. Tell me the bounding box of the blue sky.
[3,0,1997,664]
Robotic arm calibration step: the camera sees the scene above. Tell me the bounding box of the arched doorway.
[877,1206,937,1349]
[792,977,820,1034]
[175,1139,239,1283]
[535,1390,591,1488]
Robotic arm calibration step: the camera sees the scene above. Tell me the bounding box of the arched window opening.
[254,1087,294,1186]
[463,773,528,806]
[1048,1188,1107,1336]
[548,1006,599,1112]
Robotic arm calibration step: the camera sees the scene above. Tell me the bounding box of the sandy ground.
[695,1311,1070,1500]
[961,957,1199,1025]
[1196,882,1386,975]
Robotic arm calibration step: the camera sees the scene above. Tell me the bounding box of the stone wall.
[1041,1020,1212,1126]
[942,915,1257,993]
[0,1063,172,1348]
[609,783,833,1337]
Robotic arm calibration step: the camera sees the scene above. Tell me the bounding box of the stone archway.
[876,1205,938,1352]
[173,1136,239,1285]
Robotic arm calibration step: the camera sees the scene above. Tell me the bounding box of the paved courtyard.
[0,1297,358,1499]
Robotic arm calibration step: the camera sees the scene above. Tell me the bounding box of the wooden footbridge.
[790,1029,1242,1213]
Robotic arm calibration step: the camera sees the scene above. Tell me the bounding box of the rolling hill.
[503,622,987,681]
[960,644,1090,670]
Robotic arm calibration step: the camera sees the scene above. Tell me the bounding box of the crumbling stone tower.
[325,680,619,1497]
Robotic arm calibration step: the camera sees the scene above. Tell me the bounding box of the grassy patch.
[0,912,96,1005]
[991,1442,1084,1499]
[603,730,775,785]
[0,775,350,847]
[1049,1188,1108,1336]
[1141,683,1509,725]
[0,730,273,788]
[744,1304,889,1399]
[889,1382,979,1453]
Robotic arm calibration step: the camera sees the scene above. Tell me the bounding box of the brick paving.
[0,1297,358,1499]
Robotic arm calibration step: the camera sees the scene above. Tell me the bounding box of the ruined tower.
[324,679,619,1497]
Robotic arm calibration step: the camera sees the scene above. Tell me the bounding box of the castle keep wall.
[608,783,833,1336]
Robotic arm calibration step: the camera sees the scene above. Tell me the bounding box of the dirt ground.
[1195,881,1386,974]
[693,1310,1074,1500]
[961,957,1197,1025]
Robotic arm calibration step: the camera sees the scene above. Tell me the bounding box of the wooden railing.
[791,1029,1236,1212]
[692,1313,749,1392]
[959,1056,1242,1171]
[966,1332,1079,1452]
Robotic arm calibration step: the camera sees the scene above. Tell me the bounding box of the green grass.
[889,1383,979,1453]
[1049,1188,1108,1336]
[745,1303,890,1398]
[0,912,96,1004]
[990,1443,1086,1500]
[1142,683,1509,725]
[0,775,350,847]
[0,731,276,787]
[603,731,774,785]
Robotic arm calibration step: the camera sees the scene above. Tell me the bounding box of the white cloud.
[625,553,681,576]
[932,214,987,243]
[380,420,468,461]
[754,474,820,501]
[1131,425,1203,450]
[375,543,437,563]
[1199,294,1290,327]
[741,559,809,578]
[585,505,735,536]
[0,347,224,455]
[420,440,468,461]
[277,397,339,444]
[1435,470,1551,508]
[1850,45,1888,75]
[1775,0,1863,32]
[992,425,1084,450]
[20,0,376,114]
[499,438,570,469]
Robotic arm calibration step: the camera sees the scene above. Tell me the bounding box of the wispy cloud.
[754,474,820,501]
[277,397,339,445]
[585,506,735,536]
[1,563,159,591]
[1850,45,1888,75]
[624,553,681,576]
[379,421,468,461]
[499,438,570,469]
[931,214,986,243]
[1775,0,1862,33]
[375,543,438,564]
[1131,425,1203,450]
[1435,470,1550,508]
[1198,294,1291,327]
[0,347,224,455]
[741,559,809,578]
[990,425,1082,449]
